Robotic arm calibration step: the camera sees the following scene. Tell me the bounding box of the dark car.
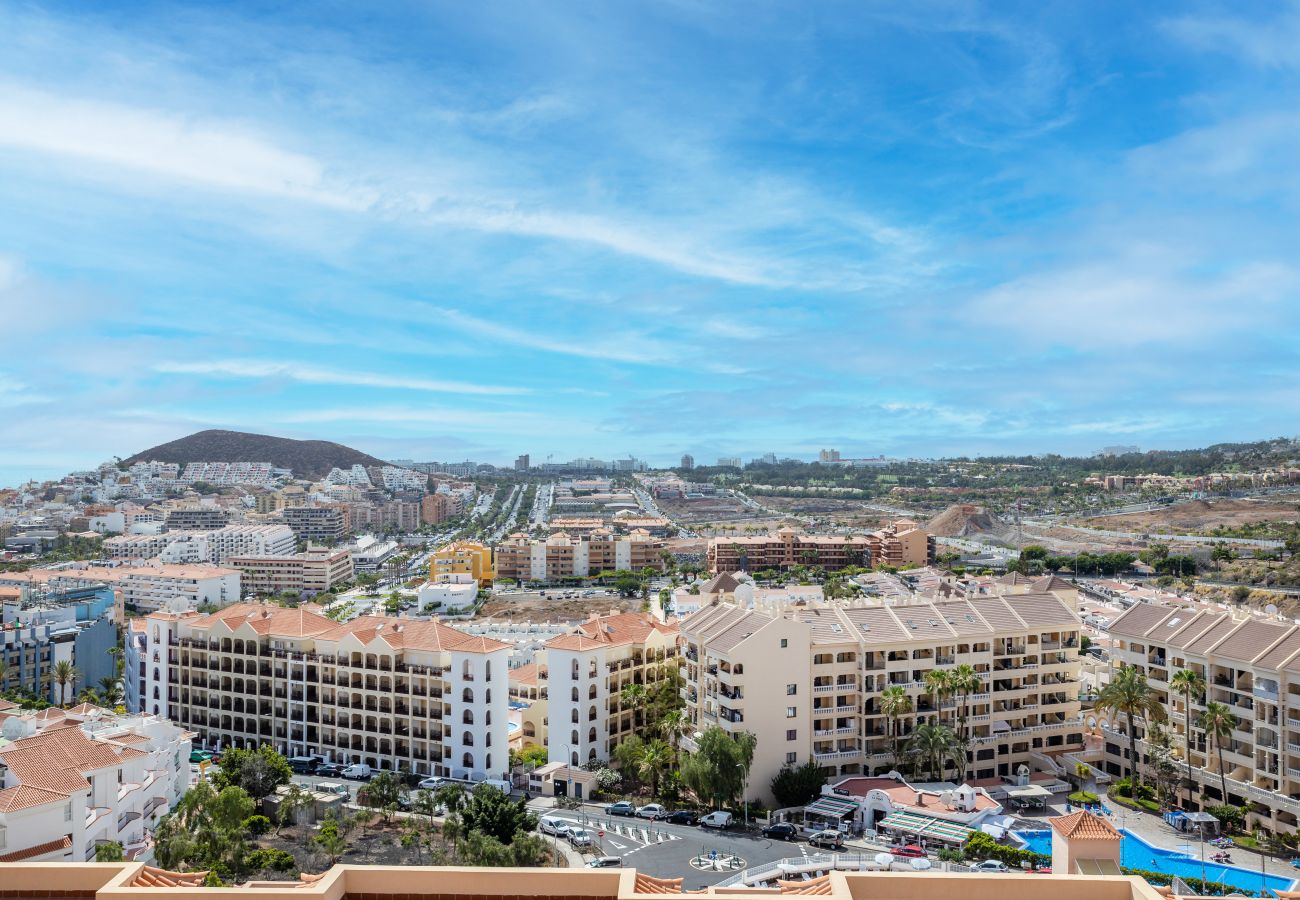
[763,823,799,841]
[605,801,637,817]
[315,763,343,778]
[664,810,698,826]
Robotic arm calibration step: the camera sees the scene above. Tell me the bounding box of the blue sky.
[1,1,1299,484]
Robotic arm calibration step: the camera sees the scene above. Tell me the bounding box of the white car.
[567,827,594,848]
[417,776,448,790]
[636,803,667,820]
[539,816,570,837]
[972,860,1010,874]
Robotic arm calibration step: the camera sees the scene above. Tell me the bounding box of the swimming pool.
[507,721,520,733]
[1013,830,1294,894]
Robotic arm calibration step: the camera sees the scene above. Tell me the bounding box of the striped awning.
[878,811,973,844]
[804,796,859,819]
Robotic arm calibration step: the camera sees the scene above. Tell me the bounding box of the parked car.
[972,860,1010,874]
[585,857,623,868]
[808,829,845,850]
[567,827,594,847]
[664,810,698,826]
[636,804,668,820]
[417,776,448,791]
[315,763,343,778]
[316,782,350,797]
[699,811,734,829]
[891,844,926,858]
[606,801,637,817]
[539,816,570,837]
[762,823,799,841]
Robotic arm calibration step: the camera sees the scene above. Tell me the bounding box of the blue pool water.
[1013,830,1294,894]
[508,701,530,710]
[507,721,520,733]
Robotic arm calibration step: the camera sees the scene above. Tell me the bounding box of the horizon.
[3,4,1300,485]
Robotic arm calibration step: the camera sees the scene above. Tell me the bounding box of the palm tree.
[949,664,980,737]
[1170,668,1206,808]
[51,660,78,706]
[638,739,672,798]
[98,676,123,706]
[659,709,692,761]
[1199,701,1236,805]
[0,659,8,693]
[620,683,648,728]
[924,669,954,726]
[880,686,913,769]
[1096,664,1165,787]
[907,722,962,782]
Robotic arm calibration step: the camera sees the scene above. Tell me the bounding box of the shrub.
[963,831,1049,868]
[1121,866,1246,896]
[1206,804,1246,830]
[243,815,272,837]
[245,848,297,873]
[937,847,963,863]
[1069,791,1099,804]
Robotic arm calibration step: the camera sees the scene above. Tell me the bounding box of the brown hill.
[927,504,1013,538]
[122,429,388,481]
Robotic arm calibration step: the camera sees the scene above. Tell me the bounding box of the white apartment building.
[1106,604,1300,835]
[103,524,296,565]
[0,702,191,863]
[104,532,203,561]
[543,612,681,766]
[104,565,241,613]
[143,604,511,780]
[679,593,1084,805]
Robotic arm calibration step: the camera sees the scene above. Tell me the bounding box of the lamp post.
[735,762,749,829]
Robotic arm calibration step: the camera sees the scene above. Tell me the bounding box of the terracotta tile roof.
[0,834,72,862]
[130,866,210,887]
[0,697,18,712]
[1050,809,1121,840]
[188,602,336,638]
[0,783,71,812]
[634,874,684,893]
[314,616,510,654]
[778,875,834,894]
[0,721,149,798]
[509,662,542,686]
[546,611,678,651]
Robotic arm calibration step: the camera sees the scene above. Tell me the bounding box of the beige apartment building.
[227,547,353,596]
[679,593,1084,805]
[140,603,511,781]
[543,612,681,767]
[707,522,934,574]
[495,529,667,583]
[1107,604,1300,834]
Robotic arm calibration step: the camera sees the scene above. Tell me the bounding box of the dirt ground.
[1082,498,1300,533]
[478,591,640,623]
[760,496,892,527]
[254,817,432,877]
[657,495,762,523]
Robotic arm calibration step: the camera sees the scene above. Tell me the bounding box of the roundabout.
[690,849,746,872]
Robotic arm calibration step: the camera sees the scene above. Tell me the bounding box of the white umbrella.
[875,852,895,866]
[910,858,932,871]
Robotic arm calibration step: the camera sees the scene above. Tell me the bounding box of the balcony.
[813,684,836,694]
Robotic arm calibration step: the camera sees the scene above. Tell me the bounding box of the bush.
[937,847,963,863]
[1206,804,1246,830]
[245,848,296,873]
[243,815,272,837]
[1069,791,1099,804]
[964,831,1049,868]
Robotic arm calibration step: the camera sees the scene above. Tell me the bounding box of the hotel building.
[707,523,934,574]
[494,530,666,583]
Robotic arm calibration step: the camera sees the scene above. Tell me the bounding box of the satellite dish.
[1266,604,1279,616]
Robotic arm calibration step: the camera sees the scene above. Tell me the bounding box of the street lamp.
[735,762,749,829]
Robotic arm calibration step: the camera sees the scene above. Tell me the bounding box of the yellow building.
[431,541,495,586]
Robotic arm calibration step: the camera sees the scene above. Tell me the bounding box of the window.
[65,801,73,822]
[780,639,788,648]
[785,752,798,765]
[0,824,5,850]
[786,684,797,696]
[786,729,797,741]
[786,707,797,718]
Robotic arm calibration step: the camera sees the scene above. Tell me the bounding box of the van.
[341,763,373,780]
[699,811,734,829]
[289,756,319,774]
[316,782,350,797]
[478,778,513,794]
[538,816,570,837]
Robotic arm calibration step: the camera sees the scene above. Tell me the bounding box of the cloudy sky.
[1,1,1298,484]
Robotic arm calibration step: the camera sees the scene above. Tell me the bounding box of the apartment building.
[0,703,191,863]
[1106,604,1300,834]
[102,525,295,565]
[678,592,1084,805]
[201,524,296,563]
[543,612,680,766]
[163,507,231,531]
[104,532,202,561]
[227,547,353,596]
[141,604,510,780]
[431,542,495,587]
[421,493,463,525]
[1,614,115,704]
[348,500,422,533]
[282,506,345,542]
[707,523,934,574]
[495,529,666,583]
[99,565,241,613]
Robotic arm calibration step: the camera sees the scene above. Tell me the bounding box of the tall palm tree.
[907,722,961,782]
[98,676,123,706]
[924,669,954,726]
[659,709,692,762]
[1170,668,1206,808]
[1199,701,1236,805]
[948,664,980,781]
[1096,664,1165,787]
[638,739,672,798]
[880,686,913,769]
[51,660,78,707]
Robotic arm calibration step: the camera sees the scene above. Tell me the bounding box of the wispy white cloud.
[154,359,530,396]
[1163,5,1300,69]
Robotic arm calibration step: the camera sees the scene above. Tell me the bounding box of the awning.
[805,796,859,819]
[878,811,973,844]
[1005,785,1053,799]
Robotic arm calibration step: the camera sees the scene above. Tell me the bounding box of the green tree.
[613,733,646,787]
[360,771,407,812]
[770,759,827,808]
[211,745,293,800]
[880,685,913,769]
[906,722,962,782]
[680,726,755,809]
[1199,701,1237,805]
[1170,668,1206,808]
[637,739,673,798]
[95,841,124,862]
[275,783,313,835]
[51,659,78,706]
[314,814,348,864]
[155,779,256,878]
[924,669,954,726]
[97,676,123,706]
[1096,665,1165,787]
[458,784,537,845]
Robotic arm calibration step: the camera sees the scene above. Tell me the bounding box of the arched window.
[463,731,474,746]
[485,688,491,704]
[571,709,579,723]
[153,626,160,643]
[462,687,474,703]
[463,751,473,767]
[571,659,579,678]
[485,753,492,770]
[462,710,474,725]
[588,727,596,742]
[485,711,492,726]
[462,659,474,680]
[588,684,597,699]
[484,660,491,681]
[570,750,579,765]
[571,686,579,702]
[486,733,492,746]
[588,705,597,721]
[571,729,579,745]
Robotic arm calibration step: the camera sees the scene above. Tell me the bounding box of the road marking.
[607,840,628,850]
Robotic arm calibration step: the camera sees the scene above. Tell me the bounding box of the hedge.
[1120,866,1261,897]
[963,831,1050,868]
